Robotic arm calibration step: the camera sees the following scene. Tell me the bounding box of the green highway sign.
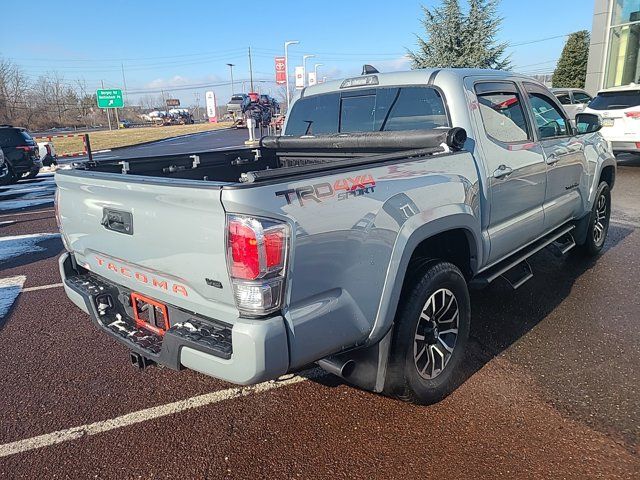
[96,89,124,108]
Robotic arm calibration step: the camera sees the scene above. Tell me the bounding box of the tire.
[384,261,471,404]
[0,161,16,186]
[22,168,40,180]
[579,181,611,256]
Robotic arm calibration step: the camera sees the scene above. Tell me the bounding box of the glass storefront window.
[612,0,640,25]
[605,23,640,87]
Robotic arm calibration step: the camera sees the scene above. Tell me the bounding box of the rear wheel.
[578,181,611,256]
[0,161,16,186]
[385,261,470,404]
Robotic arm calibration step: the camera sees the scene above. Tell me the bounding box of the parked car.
[56,68,615,404]
[550,88,593,120]
[0,125,42,185]
[583,84,640,154]
[118,119,133,129]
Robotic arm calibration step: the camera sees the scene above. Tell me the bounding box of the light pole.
[314,63,323,84]
[284,40,299,110]
[226,63,235,94]
[302,54,315,86]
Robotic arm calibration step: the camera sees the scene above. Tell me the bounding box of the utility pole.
[284,40,299,111]
[102,79,112,131]
[121,62,128,105]
[248,47,254,93]
[226,63,236,94]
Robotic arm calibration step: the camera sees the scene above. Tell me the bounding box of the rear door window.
[572,92,592,104]
[588,90,640,110]
[474,82,531,144]
[555,92,571,105]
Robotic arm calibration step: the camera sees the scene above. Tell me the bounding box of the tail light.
[45,144,52,156]
[625,111,640,119]
[15,146,33,151]
[226,215,289,316]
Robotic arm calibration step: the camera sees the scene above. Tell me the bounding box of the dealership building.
[586,0,640,93]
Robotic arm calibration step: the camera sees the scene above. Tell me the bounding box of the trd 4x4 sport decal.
[276,174,376,206]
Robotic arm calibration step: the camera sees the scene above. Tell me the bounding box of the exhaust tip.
[317,357,356,379]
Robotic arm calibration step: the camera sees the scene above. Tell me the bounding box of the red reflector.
[264,229,284,269]
[16,146,32,151]
[229,220,260,280]
[636,142,640,149]
[625,111,640,118]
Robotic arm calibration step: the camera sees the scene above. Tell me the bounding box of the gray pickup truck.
[55,68,616,404]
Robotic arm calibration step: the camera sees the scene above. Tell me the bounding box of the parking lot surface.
[0,154,638,479]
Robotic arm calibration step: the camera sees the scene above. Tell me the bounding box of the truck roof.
[299,68,528,97]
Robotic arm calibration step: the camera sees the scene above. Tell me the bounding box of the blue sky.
[0,0,594,106]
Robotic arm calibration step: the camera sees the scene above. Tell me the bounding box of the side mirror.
[575,113,602,134]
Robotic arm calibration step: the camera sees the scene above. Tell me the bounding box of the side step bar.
[470,224,576,290]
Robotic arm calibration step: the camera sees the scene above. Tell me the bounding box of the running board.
[470,224,575,290]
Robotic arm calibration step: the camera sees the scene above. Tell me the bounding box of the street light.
[302,54,315,86]
[226,63,235,94]
[314,63,323,84]
[284,40,299,110]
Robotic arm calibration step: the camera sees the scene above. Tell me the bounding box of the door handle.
[546,154,559,165]
[493,165,513,179]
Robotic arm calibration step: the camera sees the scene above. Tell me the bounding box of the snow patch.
[0,275,26,319]
[0,233,61,263]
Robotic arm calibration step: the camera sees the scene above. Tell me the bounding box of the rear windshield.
[0,129,34,147]
[285,86,449,136]
[588,90,640,110]
[230,95,245,101]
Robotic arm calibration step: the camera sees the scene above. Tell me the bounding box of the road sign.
[96,89,124,109]
[205,91,217,123]
[308,71,317,86]
[166,98,180,107]
[275,57,286,84]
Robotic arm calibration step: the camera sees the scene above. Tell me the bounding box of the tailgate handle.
[101,208,133,235]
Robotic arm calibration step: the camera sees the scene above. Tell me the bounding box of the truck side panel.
[222,151,480,368]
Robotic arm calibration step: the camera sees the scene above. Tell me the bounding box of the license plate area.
[602,118,615,127]
[131,292,170,336]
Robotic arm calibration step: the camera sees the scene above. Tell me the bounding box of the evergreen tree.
[552,30,590,88]
[408,0,510,70]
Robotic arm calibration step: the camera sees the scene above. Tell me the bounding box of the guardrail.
[34,133,93,161]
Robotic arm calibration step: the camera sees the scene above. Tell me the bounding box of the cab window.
[527,91,569,138]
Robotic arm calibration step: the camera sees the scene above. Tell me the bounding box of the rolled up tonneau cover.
[260,128,466,152]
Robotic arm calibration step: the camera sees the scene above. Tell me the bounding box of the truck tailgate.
[55,170,237,322]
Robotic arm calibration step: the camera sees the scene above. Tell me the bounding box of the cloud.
[371,55,412,72]
[143,74,225,90]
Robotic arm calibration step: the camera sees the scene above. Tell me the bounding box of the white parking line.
[22,283,63,292]
[0,368,324,458]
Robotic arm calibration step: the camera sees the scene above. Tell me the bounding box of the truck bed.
[71,129,466,185]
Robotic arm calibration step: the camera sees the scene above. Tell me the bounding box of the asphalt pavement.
[0,148,638,479]
[66,127,250,163]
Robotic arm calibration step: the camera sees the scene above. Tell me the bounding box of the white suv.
[584,84,640,154]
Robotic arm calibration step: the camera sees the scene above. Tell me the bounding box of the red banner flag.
[275,57,286,84]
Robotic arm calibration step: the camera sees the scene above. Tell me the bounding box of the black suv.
[0,125,42,185]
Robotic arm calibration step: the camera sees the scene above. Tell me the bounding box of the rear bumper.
[610,141,640,153]
[59,252,289,385]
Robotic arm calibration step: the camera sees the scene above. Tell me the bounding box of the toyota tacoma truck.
[55,68,616,404]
